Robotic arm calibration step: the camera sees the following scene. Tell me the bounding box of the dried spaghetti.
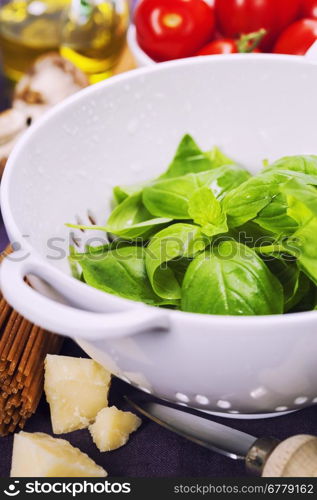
[0,248,63,436]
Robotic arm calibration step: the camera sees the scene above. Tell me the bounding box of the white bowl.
[1,54,317,418]
[128,24,156,67]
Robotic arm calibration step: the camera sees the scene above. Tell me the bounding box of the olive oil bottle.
[0,0,129,84]
[60,0,129,83]
[0,0,70,81]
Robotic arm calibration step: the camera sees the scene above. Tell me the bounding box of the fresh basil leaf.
[288,197,315,227]
[254,193,298,235]
[107,192,161,237]
[287,218,317,284]
[70,240,136,262]
[286,272,312,312]
[288,280,317,313]
[205,146,235,168]
[83,239,133,255]
[143,174,201,219]
[266,155,317,175]
[207,164,251,200]
[106,216,172,239]
[113,183,146,205]
[255,173,317,235]
[281,178,317,223]
[160,134,215,178]
[224,170,317,228]
[229,221,276,248]
[188,187,228,237]
[181,241,283,315]
[75,245,175,306]
[143,165,250,219]
[67,193,171,239]
[280,180,317,285]
[145,223,208,300]
[264,257,307,312]
[224,176,275,228]
[170,257,193,286]
[68,246,82,280]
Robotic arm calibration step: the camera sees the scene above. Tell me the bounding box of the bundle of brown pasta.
[0,248,63,436]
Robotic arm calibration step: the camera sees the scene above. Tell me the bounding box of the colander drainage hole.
[176,392,189,403]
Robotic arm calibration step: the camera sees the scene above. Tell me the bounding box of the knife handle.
[262,435,317,477]
[246,435,317,477]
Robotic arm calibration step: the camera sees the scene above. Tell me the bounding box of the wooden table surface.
[114,45,137,75]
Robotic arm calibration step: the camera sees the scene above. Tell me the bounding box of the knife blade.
[125,396,280,475]
[126,397,255,460]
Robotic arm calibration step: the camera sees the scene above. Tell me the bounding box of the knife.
[126,396,317,477]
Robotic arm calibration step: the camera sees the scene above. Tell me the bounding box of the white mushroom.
[13,52,89,122]
[0,109,28,172]
[0,108,27,146]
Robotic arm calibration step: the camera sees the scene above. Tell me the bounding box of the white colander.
[1,52,317,418]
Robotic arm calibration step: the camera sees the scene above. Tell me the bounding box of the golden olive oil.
[0,1,70,81]
[60,1,129,83]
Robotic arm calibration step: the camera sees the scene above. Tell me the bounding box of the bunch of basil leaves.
[68,135,317,316]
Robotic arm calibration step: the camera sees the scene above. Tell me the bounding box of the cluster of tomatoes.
[135,0,317,61]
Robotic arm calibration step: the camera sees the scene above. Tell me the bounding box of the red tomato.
[135,0,215,61]
[196,29,264,55]
[302,0,317,19]
[274,18,317,55]
[197,39,237,55]
[197,40,262,55]
[215,0,301,50]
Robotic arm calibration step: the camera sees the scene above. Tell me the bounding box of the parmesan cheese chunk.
[44,355,111,434]
[11,432,107,477]
[89,406,142,452]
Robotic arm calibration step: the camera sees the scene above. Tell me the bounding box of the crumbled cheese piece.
[89,406,142,452]
[44,355,111,434]
[11,432,107,477]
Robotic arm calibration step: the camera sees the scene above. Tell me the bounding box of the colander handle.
[0,252,170,341]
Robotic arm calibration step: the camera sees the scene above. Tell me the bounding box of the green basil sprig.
[143,165,250,220]
[224,170,317,231]
[188,187,228,237]
[67,137,317,316]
